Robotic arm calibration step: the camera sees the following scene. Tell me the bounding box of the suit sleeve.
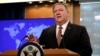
[39,29,47,48]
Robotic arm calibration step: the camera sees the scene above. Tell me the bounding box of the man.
[28,3,92,56]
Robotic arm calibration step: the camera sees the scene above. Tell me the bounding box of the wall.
[25,2,80,24]
[25,4,53,18]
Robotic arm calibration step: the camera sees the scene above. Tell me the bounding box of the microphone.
[18,35,28,49]
[61,35,63,38]
[21,35,28,41]
[61,35,66,48]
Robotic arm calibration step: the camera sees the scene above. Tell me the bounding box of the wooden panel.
[73,1,80,25]
[25,4,53,19]
[67,3,73,23]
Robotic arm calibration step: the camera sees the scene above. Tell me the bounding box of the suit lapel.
[59,22,72,48]
[52,25,58,47]
[63,22,72,38]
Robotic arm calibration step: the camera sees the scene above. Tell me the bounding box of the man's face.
[53,4,68,24]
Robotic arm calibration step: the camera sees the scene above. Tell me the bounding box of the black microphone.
[61,35,63,37]
[61,35,66,48]
[21,35,28,41]
[18,35,28,50]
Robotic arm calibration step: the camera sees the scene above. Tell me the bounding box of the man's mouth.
[57,16,61,18]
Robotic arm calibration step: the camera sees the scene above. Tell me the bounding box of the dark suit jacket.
[39,22,92,56]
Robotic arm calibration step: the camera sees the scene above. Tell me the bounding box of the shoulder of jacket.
[70,23,86,29]
[43,25,56,31]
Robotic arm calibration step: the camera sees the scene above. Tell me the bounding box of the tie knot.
[59,26,62,29]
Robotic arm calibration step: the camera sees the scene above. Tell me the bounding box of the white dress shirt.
[56,20,69,38]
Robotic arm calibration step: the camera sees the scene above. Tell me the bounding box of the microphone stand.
[18,35,28,50]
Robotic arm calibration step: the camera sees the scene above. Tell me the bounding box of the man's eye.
[59,9,63,11]
[54,10,57,13]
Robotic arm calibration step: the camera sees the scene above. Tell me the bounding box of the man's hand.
[27,34,39,44]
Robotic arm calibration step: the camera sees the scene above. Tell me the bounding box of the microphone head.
[61,35,63,37]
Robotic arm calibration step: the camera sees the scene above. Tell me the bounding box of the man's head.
[52,3,68,25]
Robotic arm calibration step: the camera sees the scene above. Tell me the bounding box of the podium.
[44,49,80,56]
[0,49,80,56]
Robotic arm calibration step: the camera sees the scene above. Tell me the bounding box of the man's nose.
[56,12,60,15]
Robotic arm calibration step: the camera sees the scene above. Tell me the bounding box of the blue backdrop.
[0,18,55,52]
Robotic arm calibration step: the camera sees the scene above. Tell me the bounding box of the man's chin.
[56,21,63,24]
[56,19,63,22]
